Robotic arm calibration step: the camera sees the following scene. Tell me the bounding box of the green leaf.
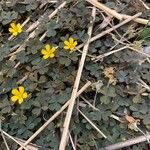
[138,27,150,40]
[100,96,111,104]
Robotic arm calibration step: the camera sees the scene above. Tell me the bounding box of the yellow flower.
[64,37,77,52]
[41,44,56,59]
[9,23,22,36]
[11,86,28,104]
[103,67,117,85]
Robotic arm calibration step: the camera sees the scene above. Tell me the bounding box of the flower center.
[18,93,23,99]
[69,43,75,49]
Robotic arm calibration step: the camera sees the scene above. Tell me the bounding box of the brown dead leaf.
[125,115,136,123]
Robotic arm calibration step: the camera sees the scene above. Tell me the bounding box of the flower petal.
[23,92,28,98]
[49,53,54,58]
[64,46,70,50]
[12,89,19,95]
[18,98,24,104]
[51,47,56,53]
[69,37,74,44]
[11,96,18,102]
[64,40,69,45]
[45,44,50,50]
[10,23,16,29]
[17,23,22,33]
[9,28,14,33]
[12,31,18,36]
[41,49,47,54]
[73,41,77,47]
[19,86,24,94]
[43,54,49,59]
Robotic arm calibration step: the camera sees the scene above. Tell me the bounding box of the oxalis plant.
[0,0,150,150]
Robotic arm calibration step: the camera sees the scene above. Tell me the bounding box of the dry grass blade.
[78,109,107,139]
[128,46,150,58]
[92,46,128,62]
[59,7,96,150]
[69,131,76,150]
[27,1,66,32]
[86,0,150,25]
[86,0,122,20]
[100,133,150,150]
[80,96,99,111]
[18,81,91,150]
[0,120,10,150]
[77,13,142,50]
[1,130,29,150]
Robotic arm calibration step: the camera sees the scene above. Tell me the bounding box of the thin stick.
[100,133,150,150]
[92,45,128,62]
[80,96,99,111]
[137,78,150,92]
[0,120,10,150]
[27,1,66,32]
[1,130,29,150]
[59,7,96,150]
[139,0,150,9]
[86,0,122,20]
[122,14,150,26]
[128,46,150,58]
[69,131,76,150]
[86,0,150,25]
[78,109,107,139]
[18,81,91,150]
[77,13,142,50]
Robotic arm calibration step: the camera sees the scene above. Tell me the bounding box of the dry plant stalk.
[59,7,96,150]
[100,133,150,150]
[78,109,107,138]
[92,45,129,62]
[86,0,150,26]
[27,1,66,32]
[1,130,28,150]
[18,81,91,150]
[15,138,39,150]
[77,12,142,50]
[86,0,122,20]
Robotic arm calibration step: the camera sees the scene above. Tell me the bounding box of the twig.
[128,46,150,58]
[110,114,124,123]
[76,47,95,58]
[78,109,107,139]
[17,73,29,85]
[18,81,91,150]
[1,130,29,150]
[139,0,150,9]
[27,1,66,32]
[99,133,150,150]
[92,45,128,62]
[0,120,10,150]
[77,13,142,50]
[86,0,122,20]
[69,131,76,150]
[15,137,39,150]
[121,14,150,26]
[86,0,150,25]
[137,78,150,92]
[59,7,96,150]
[80,96,99,111]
